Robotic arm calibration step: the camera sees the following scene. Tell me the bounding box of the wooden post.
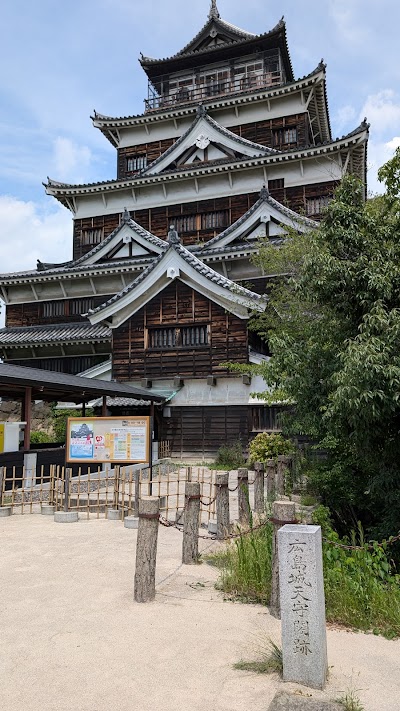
[64,468,71,512]
[266,459,276,500]
[134,469,140,517]
[101,395,107,416]
[215,472,229,540]
[0,467,4,506]
[22,386,32,451]
[276,456,292,497]
[270,500,296,619]
[82,400,86,417]
[253,462,265,514]
[134,496,160,603]
[182,481,201,564]
[237,468,250,525]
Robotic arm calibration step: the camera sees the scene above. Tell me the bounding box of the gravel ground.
[1,514,399,711]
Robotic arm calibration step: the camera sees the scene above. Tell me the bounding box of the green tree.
[250,154,400,538]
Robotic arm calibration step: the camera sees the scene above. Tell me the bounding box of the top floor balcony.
[144,56,286,112]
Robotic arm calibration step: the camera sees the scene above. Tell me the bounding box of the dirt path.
[1,515,399,711]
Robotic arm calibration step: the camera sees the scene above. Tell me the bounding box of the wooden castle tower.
[0,2,369,457]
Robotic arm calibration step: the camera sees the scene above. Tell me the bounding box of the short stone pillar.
[215,472,229,540]
[253,462,265,514]
[0,506,12,518]
[182,481,201,564]
[266,459,276,500]
[276,455,292,497]
[124,515,139,529]
[270,500,296,619]
[23,452,37,489]
[134,496,160,603]
[278,524,328,690]
[237,468,250,526]
[41,504,55,516]
[54,511,79,523]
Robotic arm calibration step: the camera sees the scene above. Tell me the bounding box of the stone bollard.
[237,468,250,526]
[23,452,37,489]
[276,455,292,497]
[278,524,328,690]
[215,472,230,540]
[270,500,296,619]
[0,506,12,518]
[266,459,277,500]
[182,481,201,564]
[253,462,265,514]
[134,496,160,603]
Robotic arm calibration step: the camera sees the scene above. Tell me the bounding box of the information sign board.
[66,417,151,464]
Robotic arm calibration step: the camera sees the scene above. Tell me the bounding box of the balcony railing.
[145,71,284,112]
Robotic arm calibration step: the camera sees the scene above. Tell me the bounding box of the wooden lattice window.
[172,211,229,233]
[81,229,103,246]
[306,196,331,216]
[268,178,284,190]
[272,128,297,146]
[41,301,66,318]
[127,155,148,172]
[147,325,209,349]
[69,298,94,316]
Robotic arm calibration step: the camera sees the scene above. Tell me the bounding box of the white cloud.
[334,105,357,135]
[52,137,92,183]
[0,196,72,275]
[328,0,369,45]
[366,137,400,195]
[360,90,400,136]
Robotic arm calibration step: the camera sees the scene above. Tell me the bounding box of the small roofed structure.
[0,362,164,449]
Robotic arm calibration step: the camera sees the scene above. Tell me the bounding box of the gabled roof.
[34,209,165,273]
[88,227,267,328]
[0,322,111,348]
[140,8,293,83]
[200,186,317,251]
[142,106,277,176]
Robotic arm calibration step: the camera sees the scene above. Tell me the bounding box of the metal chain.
[322,531,400,551]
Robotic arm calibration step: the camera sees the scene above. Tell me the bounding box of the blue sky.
[0,0,399,277]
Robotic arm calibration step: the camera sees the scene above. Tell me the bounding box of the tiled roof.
[202,186,317,250]
[37,209,165,272]
[0,323,111,347]
[45,121,368,195]
[91,396,151,408]
[142,107,278,175]
[92,62,326,127]
[140,16,286,66]
[88,231,265,319]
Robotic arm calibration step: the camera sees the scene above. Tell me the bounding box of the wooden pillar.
[182,481,201,564]
[216,472,230,540]
[82,400,86,417]
[134,496,160,603]
[22,386,32,450]
[101,396,107,417]
[237,468,250,525]
[254,462,265,514]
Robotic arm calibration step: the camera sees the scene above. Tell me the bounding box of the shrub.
[215,441,245,469]
[30,430,53,444]
[52,408,94,443]
[248,432,294,464]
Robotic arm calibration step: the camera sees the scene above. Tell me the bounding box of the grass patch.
[209,505,400,638]
[234,639,283,675]
[213,519,273,604]
[336,689,365,711]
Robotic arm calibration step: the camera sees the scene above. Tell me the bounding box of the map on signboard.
[66,417,150,463]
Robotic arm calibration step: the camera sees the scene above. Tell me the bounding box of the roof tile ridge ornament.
[317,58,327,72]
[196,104,207,117]
[260,184,270,200]
[168,224,180,244]
[208,0,220,19]
[122,206,131,223]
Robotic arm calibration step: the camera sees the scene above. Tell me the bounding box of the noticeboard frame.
[65,416,151,464]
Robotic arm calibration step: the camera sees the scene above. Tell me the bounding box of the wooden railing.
[145,71,284,111]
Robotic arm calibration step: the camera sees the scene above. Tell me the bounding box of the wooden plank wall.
[112,282,248,381]
[161,405,250,459]
[72,181,337,259]
[6,297,106,328]
[116,112,311,179]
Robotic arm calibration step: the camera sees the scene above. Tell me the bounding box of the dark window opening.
[172,210,229,233]
[273,128,297,146]
[147,324,209,349]
[251,406,285,432]
[268,178,284,190]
